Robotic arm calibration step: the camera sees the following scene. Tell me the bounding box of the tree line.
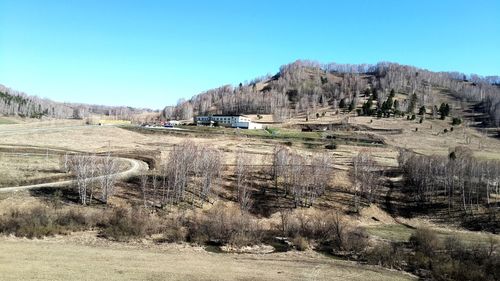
[0,85,73,118]
[0,84,152,120]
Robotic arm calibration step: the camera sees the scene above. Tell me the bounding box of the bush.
[99,207,152,241]
[277,210,367,253]
[55,208,93,231]
[0,207,55,238]
[344,227,369,253]
[409,228,441,256]
[187,203,263,247]
[292,236,309,251]
[0,206,97,238]
[452,117,462,125]
[325,143,337,150]
[366,242,405,269]
[161,212,189,243]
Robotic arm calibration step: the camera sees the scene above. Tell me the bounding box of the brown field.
[0,235,415,281]
[0,153,65,187]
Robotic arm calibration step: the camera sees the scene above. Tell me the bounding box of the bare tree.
[351,151,380,209]
[98,152,119,204]
[235,149,252,211]
[196,146,223,202]
[272,145,290,191]
[140,173,149,208]
[399,148,500,214]
[67,154,97,205]
[166,141,198,204]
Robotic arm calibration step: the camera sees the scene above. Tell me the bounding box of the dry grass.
[0,236,416,281]
[0,113,497,280]
[0,153,66,187]
[352,116,500,160]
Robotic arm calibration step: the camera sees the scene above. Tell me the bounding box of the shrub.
[187,203,263,247]
[161,212,189,243]
[283,211,365,252]
[0,207,55,238]
[0,206,97,238]
[325,143,337,150]
[344,227,369,253]
[162,226,188,243]
[408,250,432,270]
[99,207,151,241]
[409,228,441,256]
[292,236,309,251]
[55,208,91,231]
[366,242,405,269]
[452,117,462,125]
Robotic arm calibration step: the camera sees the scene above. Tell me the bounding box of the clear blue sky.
[1,0,499,109]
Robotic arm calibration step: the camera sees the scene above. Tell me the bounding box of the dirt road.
[0,157,148,193]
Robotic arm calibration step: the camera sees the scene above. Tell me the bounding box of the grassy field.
[365,223,500,245]
[0,153,66,187]
[0,117,17,125]
[0,114,498,280]
[0,236,415,281]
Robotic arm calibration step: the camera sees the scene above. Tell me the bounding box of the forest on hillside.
[164,61,500,127]
[0,84,151,120]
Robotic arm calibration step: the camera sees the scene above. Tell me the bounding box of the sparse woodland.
[398,147,500,216]
[165,60,500,127]
[63,152,121,205]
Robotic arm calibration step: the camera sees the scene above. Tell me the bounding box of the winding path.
[0,156,148,193]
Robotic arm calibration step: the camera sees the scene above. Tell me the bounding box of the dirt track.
[0,154,148,193]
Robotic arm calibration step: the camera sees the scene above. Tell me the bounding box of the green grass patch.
[0,117,17,125]
[365,224,500,245]
[365,224,413,242]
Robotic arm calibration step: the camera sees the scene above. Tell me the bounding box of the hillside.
[164,61,500,127]
[0,84,153,120]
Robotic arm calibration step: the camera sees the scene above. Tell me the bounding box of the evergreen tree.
[348,100,355,112]
[372,88,378,100]
[439,103,450,119]
[419,106,426,115]
[339,98,346,109]
[407,93,418,113]
[362,97,374,115]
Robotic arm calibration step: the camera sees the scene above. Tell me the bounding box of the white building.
[195,115,263,129]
